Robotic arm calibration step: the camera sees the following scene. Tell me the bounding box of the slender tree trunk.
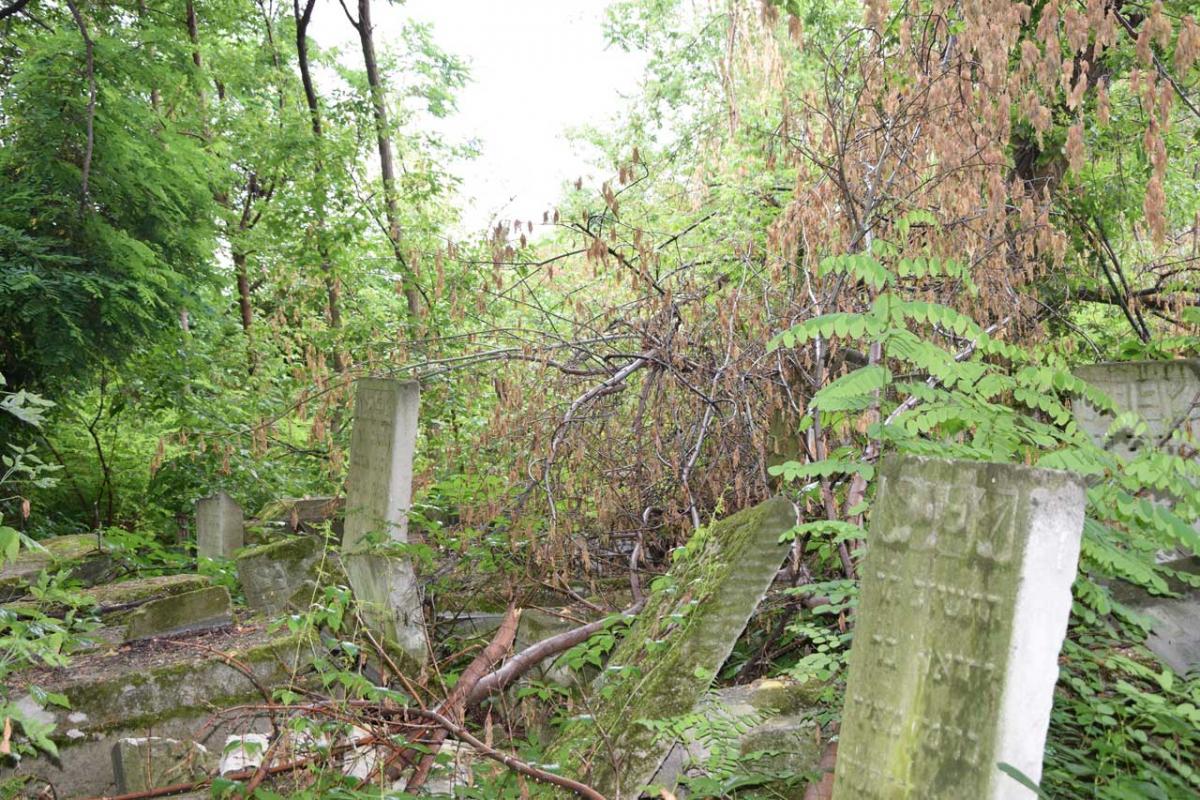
[65,0,95,213]
[294,0,347,373]
[351,0,421,322]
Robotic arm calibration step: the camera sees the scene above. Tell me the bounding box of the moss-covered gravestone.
[548,496,796,799]
[833,457,1085,799]
[341,378,427,665]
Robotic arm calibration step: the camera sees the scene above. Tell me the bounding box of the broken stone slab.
[833,456,1086,800]
[124,586,233,642]
[237,536,327,615]
[112,736,213,793]
[649,678,824,796]
[342,378,427,665]
[1,624,308,797]
[196,490,245,559]
[219,733,271,775]
[549,496,797,799]
[6,573,212,625]
[0,533,114,601]
[1074,360,1200,459]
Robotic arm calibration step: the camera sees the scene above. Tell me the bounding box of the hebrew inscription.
[1075,360,1200,458]
[833,456,1085,800]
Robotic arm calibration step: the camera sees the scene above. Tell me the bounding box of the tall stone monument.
[1074,360,1200,458]
[341,378,427,665]
[195,491,244,559]
[834,456,1085,799]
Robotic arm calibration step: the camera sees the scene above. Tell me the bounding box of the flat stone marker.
[341,378,426,665]
[195,491,244,559]
[550,496,796,799]
[124,586,233,642]
[833,456,1086,800]
[1074,360,1200,459]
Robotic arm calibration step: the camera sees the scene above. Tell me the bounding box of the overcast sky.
[312,0,647,234]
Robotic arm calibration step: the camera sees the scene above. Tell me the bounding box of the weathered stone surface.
[196,491,244,559]
[0,533,112,601]
[1075,360,1200,458]
[237,536,326,615]
[833,456,1086,800]
[2,625,306,797]
[342,378,426,664]
[1112,556,1200,675]
[7,573,212,623]
[112,736,212,793]
[124,586,232,642]
[550,496,796,799]
[649,678,824,795]
[257,496,345,536]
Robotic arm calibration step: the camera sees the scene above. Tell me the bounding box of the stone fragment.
[219,733,270,775]
[112,736,211,793]
[1112,556,1200,675]
[341,378,426,664]
[1074,360,1200,459]
[124,586,232,642]
[833,456,1086,800]
[265,496,345,535]
[549,496,797,799]
[237,536,326,615]
[649,678,823,794]
[196,491,245,559]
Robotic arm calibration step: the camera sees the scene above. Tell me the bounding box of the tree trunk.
[294,0,348,373]
[353,0,421,323]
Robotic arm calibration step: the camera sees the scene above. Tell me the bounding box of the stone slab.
[196,491,244,559]
[1074,360,1200,459]
[1,625,306,797]
[124,586,232,642]
[237,536,327,615]
[550,496,797,798]
[0,533,113,601]
[833,456,1086,800]
[342,378,426,664]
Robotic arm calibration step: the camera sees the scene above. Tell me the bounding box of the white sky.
[312,0,647,234]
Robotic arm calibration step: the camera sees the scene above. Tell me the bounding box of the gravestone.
[549,496,797,799]
[1074,360,1200,459]
[124,586,233,641]
[196,491,244,559]
[341,378,426,665]
[833,456,1086,799]
[112,737,212,793]
[237,536,327,615]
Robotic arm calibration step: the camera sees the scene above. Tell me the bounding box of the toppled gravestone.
[196,490,245,559]
[833,456,1086,799]
[237,535,327,615]
[0,533,114,601]
[548,496,797,799]
[124,586,233,641]
[341,378,427,665]
[256,496,345,536]
[112,736,213,793]
[1074,360,1200,675]
[649,678,823,794]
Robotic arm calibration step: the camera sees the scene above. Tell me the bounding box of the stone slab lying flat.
[124,586,233,642]
[549,496,796,799]
[0,533,113,601]
[1,624,308,797]
[833,456,1086,800]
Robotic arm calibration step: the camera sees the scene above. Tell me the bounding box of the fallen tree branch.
[467,600,645,706]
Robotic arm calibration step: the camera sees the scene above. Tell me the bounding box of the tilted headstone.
[195,491,244,559]
[341,378,426,664]
[549,496,796,799]
[1074,360,1200,459]
[833,456,1086,799]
